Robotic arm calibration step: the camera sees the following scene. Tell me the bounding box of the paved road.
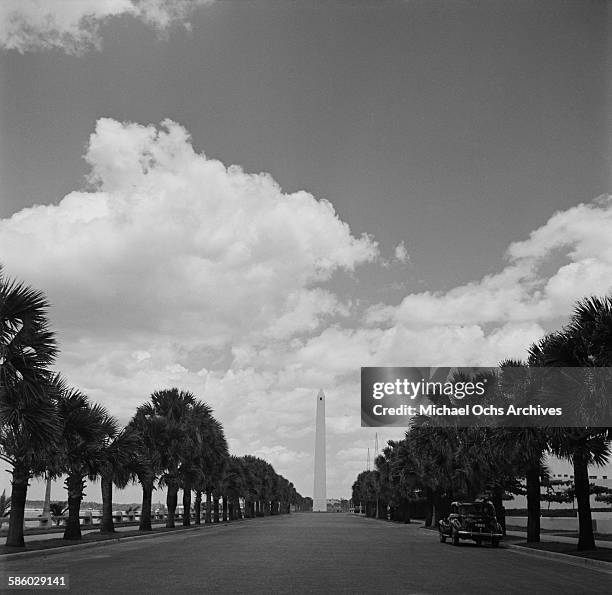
[1,514,609,594]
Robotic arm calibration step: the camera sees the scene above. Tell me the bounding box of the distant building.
[326,498,350,513]
[507,455,612,510]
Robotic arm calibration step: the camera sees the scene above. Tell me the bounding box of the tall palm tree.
[132,389,228,529]
[495,361,550,542]
[180,406,227,527]
[128,411,165,531]
[531,296,612,550]
[137,389,195,528]
[381,439,418,523]
[406,425,457,527]
[237,456,253,518]
[57,388,118,540]
[352,470,380,518]
[549,428,610,550]
[99,427,141,534]
[0,268,61,547]
[236,456,256,518]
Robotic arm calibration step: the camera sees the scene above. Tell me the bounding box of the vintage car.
[438,501,503,547]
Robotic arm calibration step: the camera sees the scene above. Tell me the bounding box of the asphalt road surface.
[1,513,609,594]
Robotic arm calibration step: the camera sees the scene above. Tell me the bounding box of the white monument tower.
[313,389,327,512]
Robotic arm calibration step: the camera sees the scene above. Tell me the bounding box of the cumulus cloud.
[366,197,612,329]
[0,0,213,54]
[0,118,377,351]
[2,116,610,498]
[394,241,410,264]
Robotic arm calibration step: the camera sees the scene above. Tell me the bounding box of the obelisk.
[313,389,327,512]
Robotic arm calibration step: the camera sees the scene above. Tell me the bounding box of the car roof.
[451,501,487,506]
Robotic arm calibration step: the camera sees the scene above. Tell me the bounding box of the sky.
[0,0,611,503]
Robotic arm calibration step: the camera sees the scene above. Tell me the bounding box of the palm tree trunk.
[400,499,410,524]
[526,466,540,543]
[182,486,192,527]
[166,482,178,528]
[491,485,506,535]
[139,479,154,531]
[213,496,220,523]
[378,499,387,520]
[42,473,52,522]
[222,496,228,521]
[64,474,83,540]
[424,487,433,527]
[194,491,202,525]
[100,475,115,533]
[205,490,212,523]
[5,464,29,547]
[431,491,442,528]
[574,450,595,550]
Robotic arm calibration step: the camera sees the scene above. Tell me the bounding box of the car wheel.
[475,538,482,546]
[491,538,500,548]
[452,528,460,546]
[439,531,446,543]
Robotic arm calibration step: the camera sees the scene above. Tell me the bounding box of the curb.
[0,520,250,561]
[418,524,611,574]
[505,542,612,574]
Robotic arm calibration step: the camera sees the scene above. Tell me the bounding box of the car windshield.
[458,503,495,516]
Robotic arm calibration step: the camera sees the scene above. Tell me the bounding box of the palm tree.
[498,427,547,542]
[493,361,550,542]
[134,389,194,529]
[180,406,227,527]
[406,425,458,526]
[381,439,418,523]
[236,456,256,518]
[239,455,258,518]
[57,388,118,540]
[352,470,380,518]
[0,267,61,547]
[49,502,68,526]
[99,427,141,533]
[549,428,610,550]
[132,389,228,529]
[128,410,165,531]
[533,296,612,550]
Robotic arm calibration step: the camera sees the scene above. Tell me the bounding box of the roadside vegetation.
[352,296,612,552]
[0,266,310,548]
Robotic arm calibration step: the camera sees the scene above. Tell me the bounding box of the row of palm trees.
[0,266,309,548]
[353,296,612,551]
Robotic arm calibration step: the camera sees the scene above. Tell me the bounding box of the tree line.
[353,296,612,551]
[0,267,310,548]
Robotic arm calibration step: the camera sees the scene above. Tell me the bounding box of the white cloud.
[0,118,377,357]
[394,241,410,264]
[0,0,214,54]
[367,197,612,329]
[1,116,611,499]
